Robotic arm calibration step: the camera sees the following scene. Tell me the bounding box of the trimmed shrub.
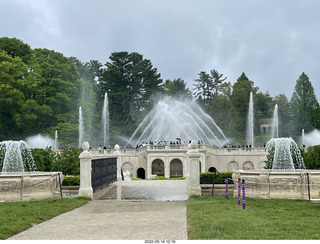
[62,175,80,186]
[200,172,232,184]
[151,176,169,180]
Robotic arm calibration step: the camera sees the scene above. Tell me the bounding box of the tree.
[0,37,32,64]
[210,69,227,96]
[290,72,320,136]
[163,78,192,98]
[70,57,103,146]
[193,71,213,109]
[101,52,163,142]
[230,72,258,143]
[274,94,291,137]
[193,69,227,110]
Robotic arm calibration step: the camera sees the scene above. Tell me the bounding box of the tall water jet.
[246,92,254,147]
[301,129,305,146]
[264,137,305,171]
[54,130,58,150]
[79,106,83,148]
[126,97,229,148]
[102,92,110,146]
[0,140,37,172]
[271,104,279,138]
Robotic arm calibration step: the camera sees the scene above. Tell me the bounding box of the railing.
[90,145,266,157]
[91,157,117,192]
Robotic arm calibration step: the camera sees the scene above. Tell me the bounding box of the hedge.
[200,172,233,184]
[62,175,80,186]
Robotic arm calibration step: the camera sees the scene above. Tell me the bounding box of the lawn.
[187,195,320,240]
[0,197,89,240]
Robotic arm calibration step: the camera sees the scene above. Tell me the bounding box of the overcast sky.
[1,0,320,100]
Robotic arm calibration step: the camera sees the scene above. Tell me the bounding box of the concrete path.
[8,180,189,240]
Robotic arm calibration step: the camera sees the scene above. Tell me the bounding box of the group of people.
[135,139,205,149]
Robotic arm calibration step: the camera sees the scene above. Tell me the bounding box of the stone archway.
[152,159,164,176]
[137,167,145,179]
[170,159,183,178]
[208,167,217,172]
[122,162,133,177]
[228,161,239,172]
[243,161,254,170]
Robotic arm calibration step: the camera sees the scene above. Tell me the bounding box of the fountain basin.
[0,172,63,202]
[232,170,320,199]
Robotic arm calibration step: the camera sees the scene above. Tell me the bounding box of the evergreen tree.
[100,52,162,143]
[163,78,192,98]
[290,72,320,136]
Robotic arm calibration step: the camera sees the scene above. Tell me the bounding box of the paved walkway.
[8,180,189,240]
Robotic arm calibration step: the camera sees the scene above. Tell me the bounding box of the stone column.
[187,140,201,196]
[147,155,152,179]
[113,144,122,181]
[164,156,170,178]
[79,141,93,199]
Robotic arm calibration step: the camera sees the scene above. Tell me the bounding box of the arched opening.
[228,161,239,172]
[122,162,133,177]
[243,161,254,170]
[208,167,217,173]
[137,167,145,179]
[170,159,183,178]
[152,159,164,176]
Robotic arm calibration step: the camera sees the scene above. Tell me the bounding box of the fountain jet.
[246,92,254,147]
[126,97,229,148]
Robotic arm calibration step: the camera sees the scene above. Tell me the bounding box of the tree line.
[0,37,320,148]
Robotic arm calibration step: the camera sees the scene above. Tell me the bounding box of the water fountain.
[246,92,254,147]
[79,106,83,148]
[102,92,110,146]
[302,129,320,147]
[271,104,279,138]
[232,137,320,199]
[0,140,62,201]
[0,140,37,172]
[54,130,58,151]
[126,97,229,148]
[264,137,305,171]
[25,134,55,149]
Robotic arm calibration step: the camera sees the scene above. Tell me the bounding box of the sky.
[1,0,320,100]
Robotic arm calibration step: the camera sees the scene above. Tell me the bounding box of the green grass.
[0,197,89,240]
[187,196,320,240]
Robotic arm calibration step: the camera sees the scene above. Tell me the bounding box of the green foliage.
[151,176,169,180]
[1,37,320,149]
[200,172,232,184]
[62,175,80,186]
[30,148,56,171]
[290,72,320,136]
[302,145,320,169]
[100,51,163,144]
[163,78,192,98]
[51,148,82,175]
[0,37,81,144]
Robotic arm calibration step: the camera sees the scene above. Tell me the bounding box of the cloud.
[1,0,320,99]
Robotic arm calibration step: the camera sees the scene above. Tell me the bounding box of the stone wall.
[0,172,63,201]
[232,170,320,199]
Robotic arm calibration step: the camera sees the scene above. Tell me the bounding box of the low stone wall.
[0,172,63,202]
[232,170,320,199]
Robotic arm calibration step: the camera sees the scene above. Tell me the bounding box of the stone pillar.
[187,140,201,196]
[113,144,122,181]
[79,141,93,199]
[164,156,170,178]
[147,155,152,179]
